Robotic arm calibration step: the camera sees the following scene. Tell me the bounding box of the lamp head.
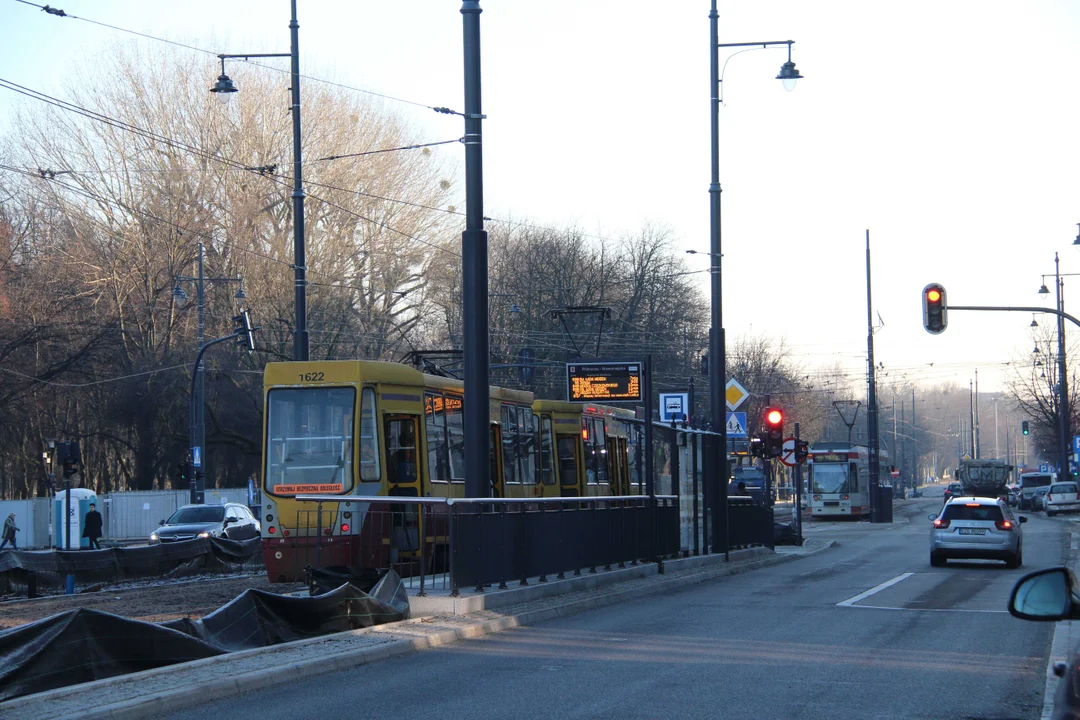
[776,60,802,91]
[211,73,237,103]
[1039,283,1051,295]
[509,303,522,319]
[234,286,247,301]
[173,284,188,302]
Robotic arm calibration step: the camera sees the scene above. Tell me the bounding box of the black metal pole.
[195,242,206,502]
[866,230,881,522]
[188,333,239,504]
[290,0,308,361]
[644,355,656,561]
[1057,253,1070,476]
[975,368,981,459]
[794,421,803,545]
[461,1,489,499]
[709,0,729,560]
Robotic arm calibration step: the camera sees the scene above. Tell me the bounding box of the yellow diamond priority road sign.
[725,378,749,411]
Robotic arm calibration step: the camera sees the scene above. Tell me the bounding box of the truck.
[957,458,1013,500]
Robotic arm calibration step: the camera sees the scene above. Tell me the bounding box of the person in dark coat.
[82,503,103,549]
[1,512,18,549]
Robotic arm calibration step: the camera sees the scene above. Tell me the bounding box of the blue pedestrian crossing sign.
[1073,436,1080,455]
[726,412,747,438]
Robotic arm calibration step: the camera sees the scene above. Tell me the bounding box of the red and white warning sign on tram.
[780,437,798,467]
[890,468,900,478]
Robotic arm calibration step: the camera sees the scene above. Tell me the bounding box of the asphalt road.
[169,487,1069,720]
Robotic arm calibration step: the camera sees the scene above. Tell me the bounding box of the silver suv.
[929,496,1027,568]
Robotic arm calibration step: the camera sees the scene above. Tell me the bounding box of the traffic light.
[795,439,809,463]
[763,407,784,457]
[922,283,948,334]
[233,309,256,351]
[177,461,190,486]
[700,353,709,376]
[1022,420,1029,436]
[749,435,765,458]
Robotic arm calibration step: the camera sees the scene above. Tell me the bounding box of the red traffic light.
[765,409,783,426]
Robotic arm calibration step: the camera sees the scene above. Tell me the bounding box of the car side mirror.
[160,519,165,525]
[1009,567,1080,621]
[927,513,938,521]
[225,516,237,524]
[1019,516,1029,523]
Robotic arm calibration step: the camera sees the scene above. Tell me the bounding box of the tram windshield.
[812,464,850,494]
[265,387,361,496]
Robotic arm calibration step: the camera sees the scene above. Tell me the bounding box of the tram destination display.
[566,361,642,402]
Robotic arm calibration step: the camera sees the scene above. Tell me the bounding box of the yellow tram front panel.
[534,399,586,496]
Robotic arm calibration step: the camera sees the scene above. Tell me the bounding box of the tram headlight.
[197,531,210,539]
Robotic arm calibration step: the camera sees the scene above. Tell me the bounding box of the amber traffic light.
[922,283,947,334]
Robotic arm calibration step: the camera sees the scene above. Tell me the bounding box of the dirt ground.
[0,575,307,629]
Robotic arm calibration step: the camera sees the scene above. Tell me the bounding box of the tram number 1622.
[297,372,325,382]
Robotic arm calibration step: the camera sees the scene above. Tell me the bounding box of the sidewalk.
[0,540,834,720]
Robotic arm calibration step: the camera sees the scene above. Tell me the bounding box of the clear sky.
[2,0,1079,395]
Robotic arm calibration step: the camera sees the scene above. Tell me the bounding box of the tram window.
[386,418,418,486]
[558,435,579,486]
[266,386,356,493]
[425,392,449,483]
[850,463,859,491]
[445,394,465,482]
[518,406,536,485]
[502,405,518,484]
[360,387,379,482]
[540,415,555,485]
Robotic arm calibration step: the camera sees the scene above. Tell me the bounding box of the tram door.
[608,436,629,495]
[489,424,505,498]
[386,415,422,562]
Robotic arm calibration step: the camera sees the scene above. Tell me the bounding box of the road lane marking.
[843,604,1007,614]
[836,572,914,607]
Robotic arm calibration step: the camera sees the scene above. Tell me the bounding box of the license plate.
[958,528,987,536]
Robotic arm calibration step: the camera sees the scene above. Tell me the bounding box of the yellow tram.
[259,359,645,582]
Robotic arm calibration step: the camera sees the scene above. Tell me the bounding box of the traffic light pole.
[188,330,251,503]
[794,421,803,546]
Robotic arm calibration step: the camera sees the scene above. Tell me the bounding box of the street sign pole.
[794,422,803,546]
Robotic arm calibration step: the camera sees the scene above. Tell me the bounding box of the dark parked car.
[944,482,964,502]
[150,503,260,544]
[1010,567,1080,719]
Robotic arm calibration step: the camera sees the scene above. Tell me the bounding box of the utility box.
[876,485,894,523]
[54,488,97,549]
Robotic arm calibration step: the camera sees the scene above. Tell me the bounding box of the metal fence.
[0,499,50,548]
[102,489,249,541]
[292,494,680,596]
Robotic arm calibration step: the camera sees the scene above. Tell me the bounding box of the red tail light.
[813,495,821,501]
[323,528,332,536]
[996,520,1013,531]
[283,529,290,537]
[842,494,849,500]
[341,523,350,533]
[933,518,950,529]
[268,526,276,534]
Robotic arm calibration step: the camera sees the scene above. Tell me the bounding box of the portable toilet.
[54,488,97,549]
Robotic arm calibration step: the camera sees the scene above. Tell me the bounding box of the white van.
[1019,472,1055,510]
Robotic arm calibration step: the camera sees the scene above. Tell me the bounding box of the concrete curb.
[5,541,837,720]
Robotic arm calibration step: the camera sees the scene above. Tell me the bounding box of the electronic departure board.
[566,361,642,402]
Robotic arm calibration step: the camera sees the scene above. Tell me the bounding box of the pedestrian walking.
[1,512,18,550]
[82,503,103,550]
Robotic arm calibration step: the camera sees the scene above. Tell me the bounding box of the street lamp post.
[174,241,247,503]
[709,1,801,553]
[1038,255,1075,476]
[210,0,307,362]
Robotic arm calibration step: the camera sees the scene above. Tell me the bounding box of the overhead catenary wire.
[10,0,458,115]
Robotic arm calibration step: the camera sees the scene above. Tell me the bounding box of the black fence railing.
[727,496,775,550]
[293,495,680,596]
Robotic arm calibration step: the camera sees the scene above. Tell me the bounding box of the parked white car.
[1046,482,1080,516]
